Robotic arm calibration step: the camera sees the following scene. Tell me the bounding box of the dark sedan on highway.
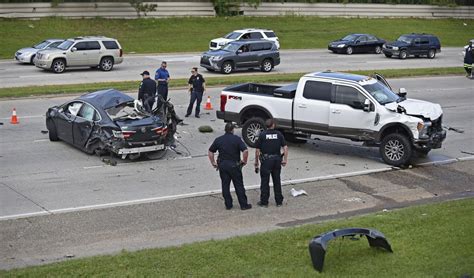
[46,89,178,159]
[328,34,385,55]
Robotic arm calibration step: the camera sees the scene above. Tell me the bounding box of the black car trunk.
[114,116,167,143]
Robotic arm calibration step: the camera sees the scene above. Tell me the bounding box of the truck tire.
[242,117,266,147]
[52,59,66,73]
[284,132,308,144]
[380,133,412,167]
[99,57,114,71]
[427,49,436,59]
[399,50,407,59]
[260,59,273,72]
[221,61,233,74]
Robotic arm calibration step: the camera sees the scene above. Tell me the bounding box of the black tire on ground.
[399,50,407,59]
[48,120,59,141]
[375,46,382,54]
[99,57,114,71]
[30,54,36,65]
[284,132,308,144]
[260,58,273,72]
[346,46,353,55]
[221,61,233,74]
[51,58,66,73]
[380,133,413,167]
[384,53,392,58]
[427,49,436,59]
[242,117,266,147]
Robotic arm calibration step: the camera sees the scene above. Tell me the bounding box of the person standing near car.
[185,67,206,118]
[138,70,156,112]
[208,123,252,211]
[155,61,170,100]
[464,41,473,78]
[254,118,288,207]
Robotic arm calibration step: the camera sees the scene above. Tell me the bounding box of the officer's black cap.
[140,70,150,76]
[225,123,235,133]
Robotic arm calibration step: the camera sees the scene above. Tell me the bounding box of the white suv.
[209,28,280,50]
[35,36,124,74]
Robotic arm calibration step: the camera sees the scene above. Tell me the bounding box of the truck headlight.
[417,121,431,137]
[337,44,345,48]
[212,56,223,61]
[392,46,399,50]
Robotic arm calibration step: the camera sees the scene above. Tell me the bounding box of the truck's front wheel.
[380,133,412,167]
[242,117,265,148]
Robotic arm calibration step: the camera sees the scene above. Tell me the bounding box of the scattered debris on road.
[40,130,48,134]
[198,125,213,133]
[290,188,308,197]
[101,158,117,166]
[444,125,464,133]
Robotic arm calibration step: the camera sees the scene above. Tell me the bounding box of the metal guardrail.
[0,2,472,19]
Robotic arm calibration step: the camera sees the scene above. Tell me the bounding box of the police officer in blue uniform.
[155,61,170,100]
[208,123,252,211]
[254,119,288,207]
[138,70,156,112]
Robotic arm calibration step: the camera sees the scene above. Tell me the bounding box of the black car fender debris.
[308,228,393,272]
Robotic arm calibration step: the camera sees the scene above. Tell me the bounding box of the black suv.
[200,40,280,74]
[382,34,441,59]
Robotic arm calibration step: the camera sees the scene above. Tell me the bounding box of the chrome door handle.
[331,109,341,114]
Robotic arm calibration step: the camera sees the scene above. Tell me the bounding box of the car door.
[366,35,379,52]
[86,41,102,66]
[249,32,263,40]
[356,35,369,53]
[68,41,89,66]
[73,102,99,148]
[374,73,392,90]
[412,37,423,55]
[234,44,255,68]
[293,79,332,135]
[328,84,377,140]
[56,101,82,144]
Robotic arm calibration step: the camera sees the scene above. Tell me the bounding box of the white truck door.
[293,79,331,135]
[328,84,377,140]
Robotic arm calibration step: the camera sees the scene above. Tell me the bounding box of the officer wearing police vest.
[254,118,288,207]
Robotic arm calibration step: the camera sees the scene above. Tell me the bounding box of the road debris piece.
[64,254,75,258]
[308,228,393,272]
[40,130,48,134]
[101,158,117,166]
[198,125,213,133]
[444,125,464,133]
[461,151,474,155]
[290,188,307,197]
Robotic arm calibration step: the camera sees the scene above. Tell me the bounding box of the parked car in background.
[201,40,280,74]
[15,39,64,64]
[328,34,385,55]
[209,28,280,50]
[383,33,441,59]
[46,89,180,160]
[35,36,123,73]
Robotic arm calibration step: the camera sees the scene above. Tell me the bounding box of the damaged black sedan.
[46,89,180,159]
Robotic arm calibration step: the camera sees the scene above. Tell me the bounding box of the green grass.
[0,17,472,59]
[2,198,473,277]
[0,67,464,99]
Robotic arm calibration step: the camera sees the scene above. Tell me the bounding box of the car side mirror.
[355,40,360,44]
[363,99,372,112]
[237,49,242,54]
[398,88,407,97]
[71,47,77,52]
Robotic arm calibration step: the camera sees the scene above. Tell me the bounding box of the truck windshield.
[225,32,242,39]
[397,36,413,44]
[222,43,240,52]
[362,81,399,105]
[57,40,74,50]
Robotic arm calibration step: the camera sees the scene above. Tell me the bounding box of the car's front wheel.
[30,54,36,65]
[242,117,266,148]
[221,61,233,74]
[375,46,382,54]
[380,133,413,166]
[51,59,66,73]
[260,59,273,72]
[399,50,407,59]
[427,49,436,59]
[99,57,114,71]
[346,46,353,55]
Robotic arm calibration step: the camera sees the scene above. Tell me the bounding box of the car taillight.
[119,49,123,57]
[152,126,168,136]
[113,130,136,139]
[220,94,227,112]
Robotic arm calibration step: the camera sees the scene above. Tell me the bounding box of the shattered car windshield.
[225,32,242,39]
[106,102,145,120]
[362,81,399,105]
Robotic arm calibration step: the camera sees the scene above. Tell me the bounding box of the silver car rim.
[263,61,272,71]
[223,63,232,74]
[428,50,435,58]
[385,139,405,161]
[247,123,263,143]
[400,51,407,59]
[375,46,382,54]
[347,47,353,55]
[53,61,65,73]
[101,59,113,71]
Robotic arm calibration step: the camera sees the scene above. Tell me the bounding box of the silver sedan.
[14,39,64,64]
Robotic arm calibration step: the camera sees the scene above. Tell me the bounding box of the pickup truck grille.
[428,115,443,135]
[210,42,217,48]
[201,56,211,66]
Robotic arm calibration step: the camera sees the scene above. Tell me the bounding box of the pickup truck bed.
[225,83,297,99]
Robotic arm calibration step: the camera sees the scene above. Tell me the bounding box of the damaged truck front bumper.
[415,129,447,149]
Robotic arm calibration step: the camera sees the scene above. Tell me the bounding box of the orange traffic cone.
[10,108,19,124]
[205,96,213,110]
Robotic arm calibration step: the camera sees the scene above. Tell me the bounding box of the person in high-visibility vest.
[464,41,473,79]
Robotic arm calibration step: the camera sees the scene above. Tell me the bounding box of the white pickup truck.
[216,71,447,166]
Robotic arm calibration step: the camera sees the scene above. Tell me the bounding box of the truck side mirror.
[363,99,372,112]
[398,88,407,97]
[71,47,77,52]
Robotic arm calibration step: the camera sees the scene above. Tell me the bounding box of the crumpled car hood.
[385,98,443,120]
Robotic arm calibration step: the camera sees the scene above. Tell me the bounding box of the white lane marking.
[0,156,472,221]
[18,74,71,78]
[33,139,49,143]
[83,165,103,170]
[0,115,43,120]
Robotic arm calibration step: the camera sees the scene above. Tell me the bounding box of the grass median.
[0,67,464,99]
[0,17,473,59]
[2,198,473,276]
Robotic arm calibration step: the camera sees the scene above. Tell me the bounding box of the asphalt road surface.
[0,76,473,222]
[0,47,464,88]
